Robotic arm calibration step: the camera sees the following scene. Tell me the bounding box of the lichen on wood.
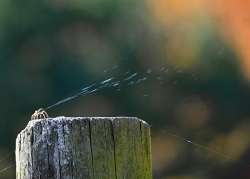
[16,117,152,179]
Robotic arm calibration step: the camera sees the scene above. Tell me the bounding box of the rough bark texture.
[16,117,152,179]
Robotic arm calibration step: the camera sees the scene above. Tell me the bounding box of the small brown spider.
[31,108,49,120]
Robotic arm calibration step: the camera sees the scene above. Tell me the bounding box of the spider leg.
[41,112,46,119]
[40,112,45,119]
[39,113,43,119]
[43,111,49,118]
[33,113,37,120]
[44,111,48,118]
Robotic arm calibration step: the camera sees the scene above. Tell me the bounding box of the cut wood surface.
[16,117,152,179]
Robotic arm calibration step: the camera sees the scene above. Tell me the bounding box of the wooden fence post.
[16,117,152,179]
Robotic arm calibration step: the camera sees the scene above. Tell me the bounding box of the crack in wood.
[110,120,118,179]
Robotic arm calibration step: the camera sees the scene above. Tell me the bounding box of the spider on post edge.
[31,108,49,120]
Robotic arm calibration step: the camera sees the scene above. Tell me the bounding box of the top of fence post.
[16,116,152,179]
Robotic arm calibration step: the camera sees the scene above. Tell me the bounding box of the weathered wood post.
[16,117,152,179]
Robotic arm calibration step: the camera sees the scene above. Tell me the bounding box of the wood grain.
[16,117,152,179]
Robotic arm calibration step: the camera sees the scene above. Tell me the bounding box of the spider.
[31,108,49,120]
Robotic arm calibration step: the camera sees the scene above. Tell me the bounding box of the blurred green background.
[1,0,250,178]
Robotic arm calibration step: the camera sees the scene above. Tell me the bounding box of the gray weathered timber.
[16,117,152,179]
